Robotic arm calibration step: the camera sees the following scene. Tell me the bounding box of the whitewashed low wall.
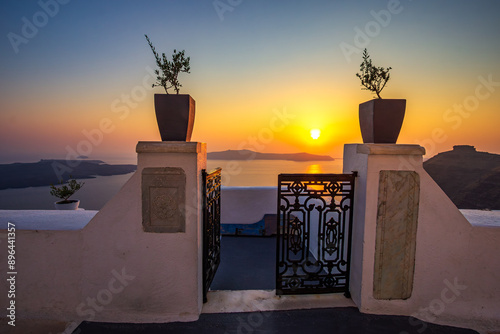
[0,142,206,327]
[2,143,499,332]
[221,186,277,225]
[344,144,500,333]
[0,185,278,326]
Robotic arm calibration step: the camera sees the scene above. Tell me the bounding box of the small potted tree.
[356,49,406,144]
[145,34,194,141]
[50,179,84,210]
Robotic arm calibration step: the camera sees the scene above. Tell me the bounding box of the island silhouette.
[208,149,334,161]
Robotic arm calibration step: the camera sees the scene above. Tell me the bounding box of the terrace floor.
[75,307,479,334]
[210,235,276,291]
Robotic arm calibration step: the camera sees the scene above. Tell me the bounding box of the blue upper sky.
[1,0,499,162]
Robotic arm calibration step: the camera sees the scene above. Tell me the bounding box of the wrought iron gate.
[276,172,356,296]
[202,168,222,303]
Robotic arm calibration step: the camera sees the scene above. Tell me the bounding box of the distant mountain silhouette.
[423,145,500,210]
[208,149,334,161]
[0,159,136,190]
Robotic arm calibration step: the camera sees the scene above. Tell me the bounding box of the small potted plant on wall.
[50,179,84,210]
[356,48,406,143]
[145,34,194,141]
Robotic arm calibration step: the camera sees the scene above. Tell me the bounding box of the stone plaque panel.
[374,170,420,300]
[142,167,186,233]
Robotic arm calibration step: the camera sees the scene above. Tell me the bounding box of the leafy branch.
[50,179,84,203]
[145,34,191,94]
[355,48,391,99]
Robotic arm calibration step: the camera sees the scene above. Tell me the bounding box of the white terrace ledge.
[0,210,98,230]
[1,199,499,233]
[460,209,500,228]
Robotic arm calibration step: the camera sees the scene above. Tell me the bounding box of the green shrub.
[356,48,392,99]
[145,34,191,94]
[50,179,84,203]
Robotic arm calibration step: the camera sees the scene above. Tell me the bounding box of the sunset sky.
[1,0,499,163]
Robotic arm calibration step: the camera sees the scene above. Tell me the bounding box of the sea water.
[0,160,343,210]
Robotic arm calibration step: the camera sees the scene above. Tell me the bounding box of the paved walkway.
[210,236,276,291]
[75,307,479,334]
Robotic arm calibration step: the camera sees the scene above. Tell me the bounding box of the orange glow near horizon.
[3,85,499,163]
[2,55,500,163]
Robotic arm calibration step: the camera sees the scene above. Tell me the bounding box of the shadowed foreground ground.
[75,307,479,334]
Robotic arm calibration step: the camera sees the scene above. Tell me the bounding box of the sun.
[310,129,321,140]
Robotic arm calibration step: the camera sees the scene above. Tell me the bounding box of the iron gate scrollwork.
[276,172,356,296]
[202,167,222,303]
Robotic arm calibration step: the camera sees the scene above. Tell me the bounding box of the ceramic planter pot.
[154,94,195,141]
[359,99,406,144]
[54,200,80,210]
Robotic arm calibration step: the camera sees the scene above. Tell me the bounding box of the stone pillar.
[136,141,207,317]
[343,144,425,311]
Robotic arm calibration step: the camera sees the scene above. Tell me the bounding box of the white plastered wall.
[0,142,206,324]
[344,144,500,331]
